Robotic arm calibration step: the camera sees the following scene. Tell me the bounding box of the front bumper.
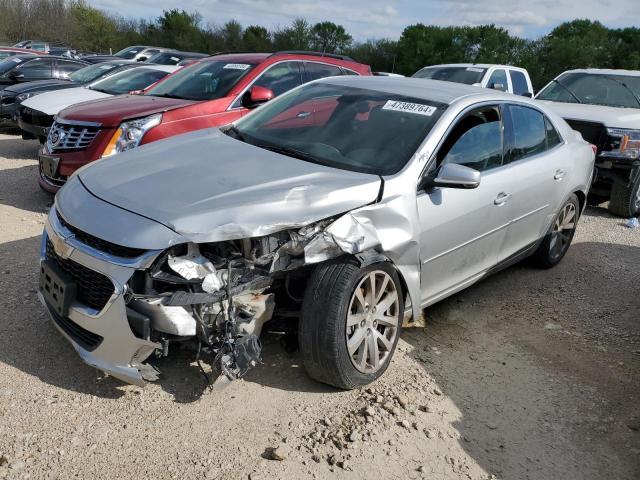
[39,207,162,385]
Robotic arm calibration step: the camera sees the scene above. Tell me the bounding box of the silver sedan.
[40,76,595,388]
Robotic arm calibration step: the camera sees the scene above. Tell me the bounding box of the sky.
[91,0,640,40]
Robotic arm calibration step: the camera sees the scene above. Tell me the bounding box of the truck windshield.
[413,66,487,85]
[537,72,640,108]
[145,60,256,101]
[226,82,445,176]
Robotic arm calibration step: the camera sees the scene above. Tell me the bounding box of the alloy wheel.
[346,270,400,374]
[549,202,577,260]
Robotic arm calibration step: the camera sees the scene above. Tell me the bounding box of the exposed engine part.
[131,298,196,336]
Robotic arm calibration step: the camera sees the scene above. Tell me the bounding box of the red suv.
[38,51,371,192]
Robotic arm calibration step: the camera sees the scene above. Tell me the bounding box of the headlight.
[101,113,162,158]
[16,91,42,102]
[602,128,640,160]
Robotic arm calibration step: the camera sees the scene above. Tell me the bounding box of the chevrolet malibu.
[40,77,595,388]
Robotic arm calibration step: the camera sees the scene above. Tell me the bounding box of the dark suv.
[0,55,88,126]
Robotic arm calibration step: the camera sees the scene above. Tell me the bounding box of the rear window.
[508,105,546,161]
[509,70,530,95]
[413,66,487,85]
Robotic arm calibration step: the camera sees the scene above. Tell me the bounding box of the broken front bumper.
[40,207,162,386]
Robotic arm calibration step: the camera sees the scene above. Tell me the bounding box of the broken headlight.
[101,113,162,158]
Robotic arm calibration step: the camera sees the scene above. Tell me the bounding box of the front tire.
[532,194,579,268]
[299,258,403,390]
[608,172,640,217]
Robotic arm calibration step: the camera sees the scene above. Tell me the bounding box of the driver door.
[417,104,513,305]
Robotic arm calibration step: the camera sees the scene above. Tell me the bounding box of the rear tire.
[608,173,640,217]
[532,194,579,269]
[299,258,403,390]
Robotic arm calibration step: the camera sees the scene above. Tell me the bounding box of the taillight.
[590,144,597,155]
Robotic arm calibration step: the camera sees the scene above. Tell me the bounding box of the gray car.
[39,77,595,388]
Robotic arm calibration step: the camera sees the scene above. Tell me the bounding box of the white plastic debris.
[625,217,639,228]
[168,243,216,280]
[202,272,224,293]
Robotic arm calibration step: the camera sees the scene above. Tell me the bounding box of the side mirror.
[423,163,481,190]
[490,83,505,91]
[520,92,533,98]
[242,86,274,109]
[9,71,25,80]
[137,56,147,62]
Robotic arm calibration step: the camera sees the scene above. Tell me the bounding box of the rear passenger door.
[500,104,569,258]
[253,61,303,97]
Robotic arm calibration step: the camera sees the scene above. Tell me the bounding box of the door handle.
[494,192,511,205]
[554,169,566,180]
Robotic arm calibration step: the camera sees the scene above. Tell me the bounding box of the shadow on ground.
[402,241,640,480]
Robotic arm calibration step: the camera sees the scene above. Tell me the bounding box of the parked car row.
[0,44,635,390]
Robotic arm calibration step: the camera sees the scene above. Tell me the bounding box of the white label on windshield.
[466,67,484,72]
[223,63,251,70]
[98,65,112,69]
[170,56,179,62]
[11,57,22,63]
[382,100,436,116]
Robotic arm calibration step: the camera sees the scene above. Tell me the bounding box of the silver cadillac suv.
[39,76,595,388]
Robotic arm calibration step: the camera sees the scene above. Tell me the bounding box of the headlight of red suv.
[101,113,162,158]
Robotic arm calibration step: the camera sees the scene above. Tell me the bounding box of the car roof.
[420,63,523,70]
[559,68,640,77]
[200,53,271,63]
[320,76,515,105]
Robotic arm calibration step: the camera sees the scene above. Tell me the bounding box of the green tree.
[273,18,312,51]
[310,21,352,53]
[243,25,272,52]
[69,1,117,52]
[346,39,398,72]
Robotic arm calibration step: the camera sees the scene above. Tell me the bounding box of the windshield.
[537,72,640,108]
[88,68,169,95]
[413,66,487,85]
[69,63,123,83]
[146,52,184,65]
[227,83,445,175]
[146,60,256,101]
[0,56,25,74]
[115,46,143,60]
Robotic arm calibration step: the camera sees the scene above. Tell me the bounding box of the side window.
[545,116,562,149]
[253,61,302,97]
[509,70,530,96]
[486,69,508,92]
[16,58,52,80]
[438,107,504,172]
[303,62,343,82]
[54,60,84,79]
[507,105,546,161]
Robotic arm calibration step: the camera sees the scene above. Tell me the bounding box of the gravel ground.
[0,132,638,480]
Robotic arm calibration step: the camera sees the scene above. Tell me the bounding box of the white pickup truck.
[537,69,640,217]
[412,63,534,97]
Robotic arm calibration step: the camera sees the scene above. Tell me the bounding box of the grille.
[46,239,115,311]
[57,210,147,258]
[21,107,54,128]
[565,119,608,153]
[50,307,103,351]
[47,121,100,152]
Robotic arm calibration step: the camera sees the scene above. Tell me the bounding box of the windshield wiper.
[551,79,582,104]
[256,143,324,164]
[223,125,247,142]
[603,76,640,108]
[147,93,186,100]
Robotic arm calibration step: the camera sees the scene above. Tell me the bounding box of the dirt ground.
[0,132,638,480]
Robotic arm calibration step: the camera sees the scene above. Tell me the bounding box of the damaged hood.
[78,128,381,243]
[537,100,640,129]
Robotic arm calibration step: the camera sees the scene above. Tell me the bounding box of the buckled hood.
[76,128,382,244]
